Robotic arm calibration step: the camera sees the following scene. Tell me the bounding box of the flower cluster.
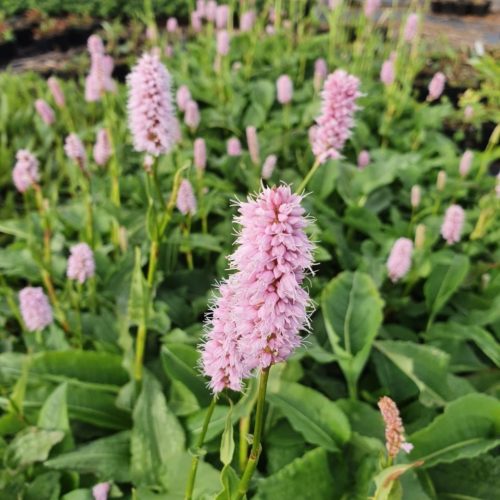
[387,238,413,282]
[67,243,96,284]
[378,396,413,458]
[19,287,53,332]
[85,35,116,102]
[13,149,39,193]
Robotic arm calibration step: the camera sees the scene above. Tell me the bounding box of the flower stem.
[184,396,217,500]
[235,367,270,500]
[296,158,320,193]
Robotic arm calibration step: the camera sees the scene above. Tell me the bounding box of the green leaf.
[372,462,423,500]
[25,471,61,500]
[267,382,350,452]
[131,372,185,486]
[46,431,130,482]
[250,80,275,111]
[424,253,470,319]
[409,393,500,468]
[322,271,384,396]
[128,246,148,326]
[220,403,234,466]
[38,383,70,432]
[215,465,240,500]
[255,448,335,500]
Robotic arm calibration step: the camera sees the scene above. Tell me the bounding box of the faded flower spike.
[378,396,413,459]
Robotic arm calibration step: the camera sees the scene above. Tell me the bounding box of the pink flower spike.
[380,58,395,86]
[176,85,192,112]
[19,287,53,332]
[240,11,255,32]
[427,72,446,102]
[312,69,362,163]
[403,13,419,42]
[464,105,474,120]
[93,128,112,166]
[387,238,413,282]
[411,185,421,208]
[196,0,206,17]
[459,150,473,177]
[216,5,230,29]
[217,30,230,56]
[185,100,201,131]
[13,149,39,193]
[35,99,55,125]
[357,150,370,169]
[166,17,178,33]
[364,0,381,19]
[92,482,110,500]
[47,77,65,108]
[64,133,87,170]
[194,138,207,171]
[206,0,217,21]
[277,74,293,104]
[127,52,177,156]
[261,154,277,179]
[191,11,203,32]
[67,243,95,284]
[441,204,465,245]
[378,396,413,459]
[246,126,260,165]
[176,179,197,215]
[227,137,242,156]
[87,34,104,55]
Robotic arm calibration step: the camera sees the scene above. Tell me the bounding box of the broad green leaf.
[128,246,148,326]
[322,271,384,396]
[38,383,70,432]
[25,471,61,500]
[131,372,185,485]
[215,465,240,500]
[424,253,470,319]
[220,403,235,466]
[267,382,350,451]
[372,462,423,500]
[255,448,335,500]
[250,80,275,111]
[409,393,500,467]
[46,431,131,482]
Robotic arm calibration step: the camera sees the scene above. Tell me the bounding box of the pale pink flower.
[176,179,197,215]
[191,11,203,32]
[19,287,53,332]
[87,34,104,55]
[13,150,39,193]
[387,238,413,282]
[217,30,230,56]
[47,77,65,108]
[165,44,173,58]
[357,150,370,169]
[216,5,230,29]
[403,13,419,42]
[176,85,192,112]
[206,0,217,21]
[240,11,255,32]
[427,72,446,102]
[464,105,474,120]
[380,58,395,86]
[261,154,277,179]
[67,243,95,284]
[265,25,275,35]
[85,35,115,102]
[411,185,421,208]
[277,74,293,104]
[194,138,207,171]
[64,133,87,170]
[35,99,55,125]
[143,154,154,173]
[92,482,110,500]
[185,100,201,130]
[227,137,242,156]
[312,69,362,163]
[166,17,178,33]
[441,204,465,244]
[196,0,206,17]
[364,0,381,18]
[378,396,413,459]
[246,126,260,165]
[127,52,177,156]
[93,128,111,166]
[459,150,473,177]
[314,58,328,92]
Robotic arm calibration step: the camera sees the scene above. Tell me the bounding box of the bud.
[411,185,421,208]
[415,224,426,249]
[436,170,447,191]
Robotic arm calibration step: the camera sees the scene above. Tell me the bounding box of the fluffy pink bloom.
[265,25,275,35]
[194,138,207,171]
[93,129,111,166]
[206,0,217,21]
[427,72,446,102]
[357,150,370,169]
[277,75,293,104]
[127,52,177,156]
[464,105,474,120]
[380,58,395,86]
[230,186,314,370]
[246,126,260,165]
[166,17,178,33]
[67,243,95,284]
[87,34,104,55]
[240,11,255,32]
[191,11,203,32]
[216,5,230,29]
[64,133,87,169]
[185,100,201,130]
[387,238,413,282]
[227,137,242,156]
[441,204,465,244]
[35,99,55,125]
[217,30,230,56]
[459,150,473,177]
[378,396,413,459]
[85,35,115,102]
[47,77,65,108]
[92,482,110,500]
[364,0,381,18]
[196,0,206,17]
[314,58,328,92]
[176,179,197,215]
[261,154,277,179]
[312,69,362,163]
[411,185,421,208]
[19,287,53,332]
[13,149,39,193]
[403,13,419,42]
[176,85,192,112]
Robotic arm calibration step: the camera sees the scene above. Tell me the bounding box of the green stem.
[184,396,218,500]
[296,158,320,193]
[235,368,270,500]
[239,416,251,472]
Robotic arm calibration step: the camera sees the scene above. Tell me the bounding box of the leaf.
[131,372,185,486]
[255,448,335,500]
[38,383,70,432]
[267,382,350,452]
[5,427,64,469]
[220,403,235,466]
[25,471,61,500]
[128,246,148,326]
[215,465,240,500]
[372,462,424,500]
[424,253,470,319]
[409,393,500,468]
[46,431,130,482]
[322,271,384,396]
[250,80,275,111]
